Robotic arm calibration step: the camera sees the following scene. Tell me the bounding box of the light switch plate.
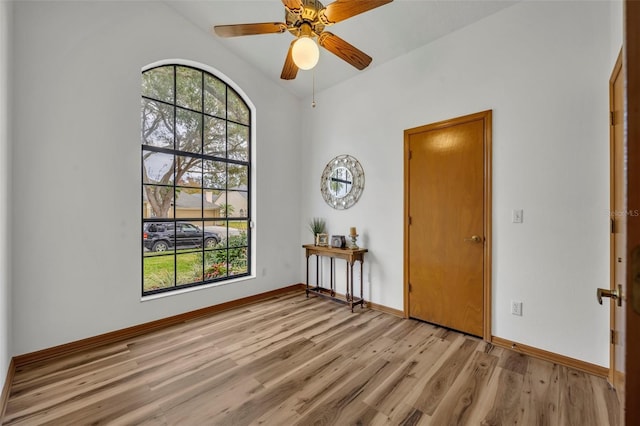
[512,209,524,223]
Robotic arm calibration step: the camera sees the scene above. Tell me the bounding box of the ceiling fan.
[213,0,393,80]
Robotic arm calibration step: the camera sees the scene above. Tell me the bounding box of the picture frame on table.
[316,233,329,246]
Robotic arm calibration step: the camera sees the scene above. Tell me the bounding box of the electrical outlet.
[511,300,523,316]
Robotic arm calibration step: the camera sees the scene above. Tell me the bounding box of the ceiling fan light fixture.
[291,36,319,70]
[212,0,394,80]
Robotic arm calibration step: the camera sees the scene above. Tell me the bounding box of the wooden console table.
[303,244,368,312]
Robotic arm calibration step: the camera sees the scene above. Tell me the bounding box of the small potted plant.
[308,217,326,245]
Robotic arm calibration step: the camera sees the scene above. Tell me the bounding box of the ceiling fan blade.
[281,41,299,80]
[282,0,304,15]
[320,0,393,25]
[213,22,288,38]
[318,32,372,70]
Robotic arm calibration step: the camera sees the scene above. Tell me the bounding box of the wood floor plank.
[517,357,561,426]
[499,349,529,375]
[589,374,619,426]
[413,336,479,415]
[193,299,318,346]
[143,348,237,391]
[7,329,232,422]
[33,385,159,426]
[558,366,601,426]
[11,343,130,389]
[218,350,344,425]
[151,358,262,420]
[398,407,426,426]
[254,333,402,424]
[227,301,362,365]
[163,375,263,425]
[2,292,620,425]
[4,359,141,419]
[429,350,499,425]
[363,335,450,418]
[252,351,352,424]
[252,332,359,387]
[8,347,133,401]
[293,358,391,425]
[252,315,408,424]
[378,321,441,362]
[479,367,525,425]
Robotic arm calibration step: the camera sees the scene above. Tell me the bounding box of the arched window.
[141,63,252,295]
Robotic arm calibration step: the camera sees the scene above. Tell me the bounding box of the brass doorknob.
[464,235,483,243]
[597,285,622,307]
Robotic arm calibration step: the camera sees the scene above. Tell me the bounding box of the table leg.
[360,260,364,309]
[330,258,335,296]
[350,261,355,312]
[345,261,350,302]
[305,255,309,298]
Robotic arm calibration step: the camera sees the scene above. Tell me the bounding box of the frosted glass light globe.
[292,37,319,70]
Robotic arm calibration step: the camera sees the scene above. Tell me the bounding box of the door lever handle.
[464,235,483,243]
[597,285,622,306]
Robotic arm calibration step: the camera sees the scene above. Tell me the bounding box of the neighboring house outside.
[213,186,248,218]
[143,190,218,219]
[143,188,248,220]
[174,191,218,220]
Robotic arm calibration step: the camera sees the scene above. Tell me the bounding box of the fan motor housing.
[286,0,326,36]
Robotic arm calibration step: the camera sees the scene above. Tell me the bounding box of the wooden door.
[404,111,492,338]
[624,1,640,423]
[609,51,626,413]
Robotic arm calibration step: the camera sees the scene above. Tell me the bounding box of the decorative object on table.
[316,233,329,246]
[348,226,359,249]
[308,217,326,244]
[331,235,346,248]
[321,154,365,210]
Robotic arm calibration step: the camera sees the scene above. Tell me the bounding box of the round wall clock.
[320,154,365,210]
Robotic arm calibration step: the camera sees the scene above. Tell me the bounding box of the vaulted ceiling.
[167,0,518,98]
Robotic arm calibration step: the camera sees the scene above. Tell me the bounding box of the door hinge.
[409,216,412,225]
[611,329,617,345]
[408,150,412,160]
[611,218,615,234]
[408,283,412,293]
[610,111,615,126]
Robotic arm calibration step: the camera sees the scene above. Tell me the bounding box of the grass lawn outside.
[143,244,248,292]
[143,250,202,291]
[229,221,248,230]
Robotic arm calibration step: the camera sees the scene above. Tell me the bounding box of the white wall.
[610,0,623,65]
[300,1,616,366]
[0,0,13,375]
[11,1,302,355]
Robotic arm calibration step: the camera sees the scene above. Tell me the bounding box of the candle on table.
[350,227,357,236]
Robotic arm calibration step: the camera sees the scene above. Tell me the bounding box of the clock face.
[320,155,365,210]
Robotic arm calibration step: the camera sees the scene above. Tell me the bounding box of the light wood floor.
[3,291,619,425]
